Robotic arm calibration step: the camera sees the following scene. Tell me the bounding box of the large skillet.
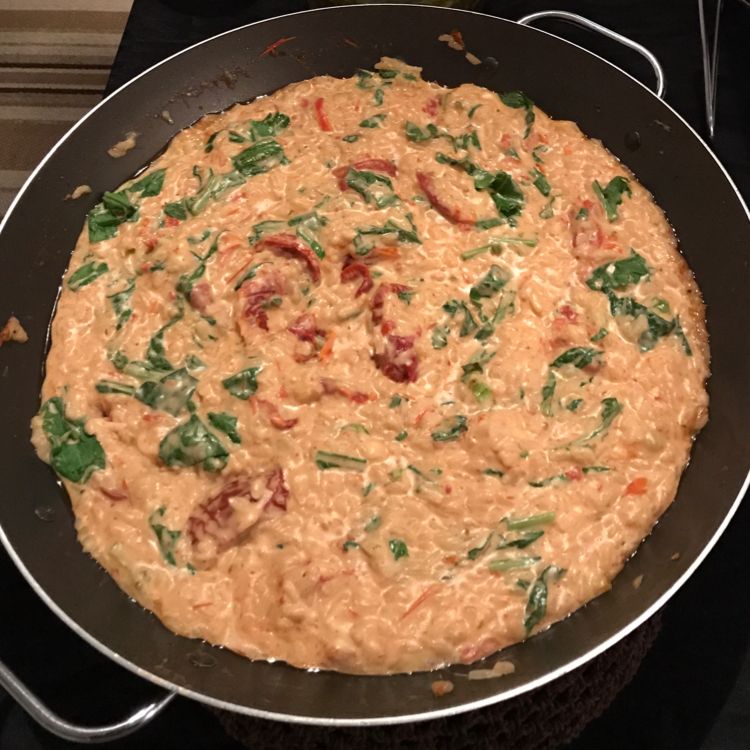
[1,4,749,741]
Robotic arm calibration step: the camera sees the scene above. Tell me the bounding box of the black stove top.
[2,1,749,748]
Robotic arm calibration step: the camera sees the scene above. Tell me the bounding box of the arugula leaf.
[592,176,632,221]
[148,506,180,565]
[87,191,138,243]
[68,260,108,291]
[158,415,228,471]
[389,538,409,560]
[232,140,289,176]
[107,278,135,329]
[222,366,262,400]
[499,91,535,138]
[208,411,241,444]
[586,249,650,293]
[314,450,367,471]
[531,168,551,197]
[128,168,166,198]
[431,414,468,442]
[39,397,105,483]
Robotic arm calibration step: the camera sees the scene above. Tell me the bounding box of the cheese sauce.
[31,58,708,674]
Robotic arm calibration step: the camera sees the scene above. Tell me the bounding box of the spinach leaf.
[431,414,468,442]
[608,293,675,352]
[128,168,166,198]
[461,348,495,382]
[569,397,623,446]
[342,134,360,143]
[673,317,692,356]
[135,368,197,416]
[249,112,290,141]
[95,379,135,396]
[431,325,450,349]
[499,91,535,138]
[185,167,245,215]
[68,260,108,291]
[389,395,405,408]
[345,168,398,209]
[353,213,420,255]
[39,397,105,483]
[586,249,650,293]
[489,556,541,572]
[222,366,262,400]
[531,168,551,197]
[443,299,478,337]
[389,538,409,560]
[176,231,222,298]
[404,121,439,142]
[524,565,565,632]
[158,415,228,471]
[373,88,384,106]
[469,264,510,305]
[359,114,386,128]
[364,515,381,532]
[592,176,632,221]
[590,328,608,342]
[107,278,135,329]
[163,201,188,220]
[483,468,505,478]
[496,530,544,549]
[87,191,137,243]
[232,140,289,176]
[468,533,493,560]
[550,347,602,369]
[148,506,180,565]
[505,512,555,530]
[315,450,367,471]
[208,411,241,444]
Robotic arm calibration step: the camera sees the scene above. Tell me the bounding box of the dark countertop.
[1,1,749,748]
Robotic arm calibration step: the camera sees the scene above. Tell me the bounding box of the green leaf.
[87,191,138,243]
[524,565,566,632]
[461,348,495,382]
[68,260,108,291]
[163,201,188,220]
[95,379,136,396]
[315,450,367,471]
[389,538,409,560]
[395,430,408,442]
[374,88,384,106]
[531,168,551,197]
[468,103,481,118]
[364,515,381,532]
[359,114,386,128]
[343,540,360,551]
[489,556,541,572]
[590,327,608,342]
[586,249,650,293]
[232,140,289,176]
[566,398,583,412]
[673,316,692,356]
[107,278,135,330]
[158,415,228,471]
[135,368,197,416]
[222,366,262,400]
[148,506,180,565]
[608,292,675,352]
[592,176,632,221]
[496,530,544,549]
[404,121,439,142]
[431,414,468,442]
[342,134,360,143]
[468,533,493,560]
[345,168,398,209]
[576,207,589,220]
[431,325,450,349]
[128,168,166,197]
[550,347,602,370]
[470,264,510,305]
[483,468,504,478]
[248,112,290,141]
[39,397,105,483]
[569,397,623,446]
[499,91,535,138]
[389,395,404,408]
[504,512,555,530]
[208,411,241,444]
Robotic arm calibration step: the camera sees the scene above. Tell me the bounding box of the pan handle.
[517,11,666,99]
[0,658,176,743]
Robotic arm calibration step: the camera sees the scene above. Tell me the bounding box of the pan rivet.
[625,131,642,151]
[188,650,217,668]
[33,506,56,522]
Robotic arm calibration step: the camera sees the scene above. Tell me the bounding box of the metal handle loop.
[0,658,176,744]
[517,10,666,99]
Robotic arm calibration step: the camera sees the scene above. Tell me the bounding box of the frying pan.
[1,4,748,742]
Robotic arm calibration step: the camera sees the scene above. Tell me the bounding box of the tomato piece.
[625,477,648,495]
[314,97,332,132]
[257,232,321,283]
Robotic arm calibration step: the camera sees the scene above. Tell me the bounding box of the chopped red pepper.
[416,170,474,225]
[260,36,295,58]
[239,272,284,331]
[257,233,321,283]
[565,467,583,481]
[625,477,648,495]
[314,97,333,132]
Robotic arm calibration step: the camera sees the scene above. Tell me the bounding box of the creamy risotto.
[31,58,708,675]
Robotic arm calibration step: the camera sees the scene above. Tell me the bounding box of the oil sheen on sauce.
[31,58,709,675]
